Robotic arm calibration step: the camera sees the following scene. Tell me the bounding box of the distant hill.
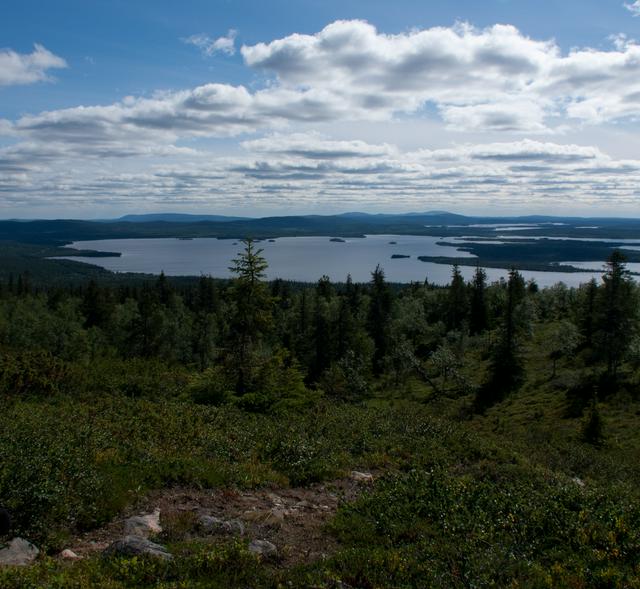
[1,211,640,248]
[115,213,250,223]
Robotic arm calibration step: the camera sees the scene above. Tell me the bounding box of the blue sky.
[1,0,640,217]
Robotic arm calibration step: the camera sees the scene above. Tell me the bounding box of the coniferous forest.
[1,240,640,587]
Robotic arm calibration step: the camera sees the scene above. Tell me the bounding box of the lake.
[61,234,605,287]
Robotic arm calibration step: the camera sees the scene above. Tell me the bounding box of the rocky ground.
[0,471,375,568]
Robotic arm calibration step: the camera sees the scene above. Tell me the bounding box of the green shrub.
[0,349,74,397]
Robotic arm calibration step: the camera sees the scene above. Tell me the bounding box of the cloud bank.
[2,21,640,213]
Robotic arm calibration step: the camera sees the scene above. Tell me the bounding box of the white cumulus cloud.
[4,21,640,213]
[625,1,640,16]
[0,44,67,86]
[183,30,238,56]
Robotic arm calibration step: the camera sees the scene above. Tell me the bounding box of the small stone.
[350,471,374,483]
[0,538,39,566]
[60,549,82,561]
[267,492,284,505]
[199,515,244,536]
[242,509,285,526]
[123,508,162,538]
[199,514,224,531]
[572,477,586,488]
[223,519,245,536]
[103,536,172,560]
[248,539,278,560]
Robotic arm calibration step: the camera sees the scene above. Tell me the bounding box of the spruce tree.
[582,399,605,447]
[469,266,488,335]
[579,278,598,349]
[594,250,637,383]
[228,239,272,393]
[446,264,467,332]
[367,265,392,376]
[475,269,526,411]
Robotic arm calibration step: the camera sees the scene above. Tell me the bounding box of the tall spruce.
[446,264,468,332]
[594,251,637,382]
[228,239,272,393]
[311,277,335,380]
[469,266,488,335]
[367,265,393,376]
[475,268,526,411]
[579,278,598,349]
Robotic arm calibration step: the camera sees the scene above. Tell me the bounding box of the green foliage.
[321,350,371,401]
[0,399,469,546]
[0,404,110,547]
[367,265,393,376]
[446,264,467,331]
[0,541,272,588]
[187,365,233,405]
[547,320,581,378]
[594,250,639,379]
[1,255,640,587]
[227,239,274,394]
[469,266,488,335]
[327,467,640,587]
[475,269,528,411]
[0,349,73,397]
[582,400,606,447]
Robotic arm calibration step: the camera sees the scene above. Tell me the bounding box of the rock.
[60,549,82,561]
[242,508,285,526]
[0,538,39,566]
[350,471,374,484]
[123,508,162,538]
[572,477,586,488]
[248,539,278,560]
[267,492,284,506]
[199,514,223,531]
[103,536,172,560]
[199,515,244,536]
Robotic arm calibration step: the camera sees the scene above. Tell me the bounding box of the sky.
[2,0,640,219]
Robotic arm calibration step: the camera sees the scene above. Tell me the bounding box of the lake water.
[61,235,605,287]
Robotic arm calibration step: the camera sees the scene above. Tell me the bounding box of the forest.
[1,240,640,587]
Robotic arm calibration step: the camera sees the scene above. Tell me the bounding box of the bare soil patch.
[69,474,371,567]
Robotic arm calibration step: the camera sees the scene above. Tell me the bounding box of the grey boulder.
[248,539,278,560]
[199,515,245,536]
[123,508,162,538]
[103,535,172,560]
[0,538,39,566]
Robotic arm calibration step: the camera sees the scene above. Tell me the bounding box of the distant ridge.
[335,210,463,218]
[2,211,640,247]
[115,213,250,223]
